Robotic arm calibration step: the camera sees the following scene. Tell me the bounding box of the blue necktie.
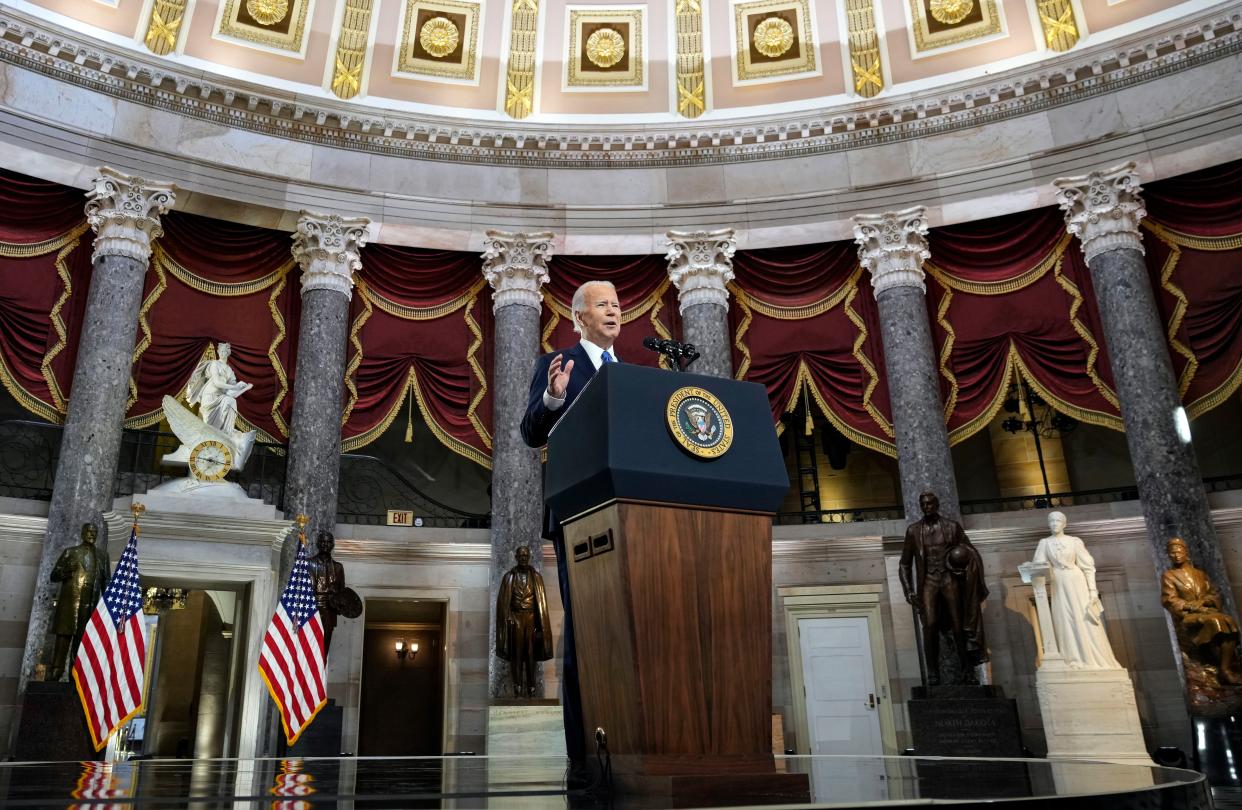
[601,350,614,364]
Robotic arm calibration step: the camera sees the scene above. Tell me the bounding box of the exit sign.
[387,510,413,526]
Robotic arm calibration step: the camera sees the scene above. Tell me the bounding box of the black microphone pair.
[642,336,700,371]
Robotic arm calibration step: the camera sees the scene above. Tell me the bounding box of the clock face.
[189,440,233,481]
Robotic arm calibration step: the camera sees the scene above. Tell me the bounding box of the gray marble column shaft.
[19,169,174,692]
[854,208,960,522]
[482,231,552,699]
[284,212,370,551]
[667,229,735,378]
[1057,164,1234,615]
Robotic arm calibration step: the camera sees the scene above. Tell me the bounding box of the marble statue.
[1161,537,1242,690]
[496,545,553,698]
[49,523,110,681]
[899,491,989,685]
[1032,512,1120,670]
[308,531,361,657]
[160,342,257,473]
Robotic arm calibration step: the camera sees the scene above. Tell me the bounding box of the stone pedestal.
[1035,668,1151,763]
[481,231,553,700]
[666,228,736,378]
[280,699,345,757]
[486,702,566,802]
[907,685,1024,757]
[853,208,960,520]
[12,681,103,761]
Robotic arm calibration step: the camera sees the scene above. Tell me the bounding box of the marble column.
[1055,163,1235,615]
[482,230,553,698]
[665,228,736,378]
[19,168,175,691]
[285,212,370,551]
[853,207,960,521]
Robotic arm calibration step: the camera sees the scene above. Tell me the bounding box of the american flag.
[259,539,326,745]
[71,527,147,752]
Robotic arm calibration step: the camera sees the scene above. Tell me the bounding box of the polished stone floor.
[0,755,1209,809]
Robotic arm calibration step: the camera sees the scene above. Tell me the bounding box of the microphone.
[642,336,668,353]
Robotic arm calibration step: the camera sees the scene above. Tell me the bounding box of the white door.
[799,616,887,803]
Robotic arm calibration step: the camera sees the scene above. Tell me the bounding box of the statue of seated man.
[1161,537,1242,687]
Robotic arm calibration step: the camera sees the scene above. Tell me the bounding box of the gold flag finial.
[131,501,146,534]
[295,514,309,544]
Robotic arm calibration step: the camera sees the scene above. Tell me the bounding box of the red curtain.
[730,243,894,453]
[124,211,299,441]
[1143,160,1242,417]
[924,208,1122,442]
[344,244,491,466]
[0,170,90,422]
[540,255,679,364]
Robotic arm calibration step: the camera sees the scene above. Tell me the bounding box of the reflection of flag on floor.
[69,758,133,810]
[259,539,326,744]
[72,526,147,751]
[270,759,316,810]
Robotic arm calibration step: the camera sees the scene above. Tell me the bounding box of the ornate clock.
[189,440,233,481]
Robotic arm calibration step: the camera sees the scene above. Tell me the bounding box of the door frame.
[779,584,898,755]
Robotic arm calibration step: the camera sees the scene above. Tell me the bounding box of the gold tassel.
[803,381,813,436]
[404,386,414,443]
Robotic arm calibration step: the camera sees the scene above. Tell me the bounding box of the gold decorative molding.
[844,0,883,97]
[732,0,816,84]
[142,0,188,55]
[907,0,1000,53]
[502,0,539,117]
[331,0,374,100]
[217,0,312,52]
[1036,0,1079,52]
[673,0,706,117]
[566,7,645,89]
[397,0,480,82]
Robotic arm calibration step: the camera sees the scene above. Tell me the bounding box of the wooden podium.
[546,364,808,804]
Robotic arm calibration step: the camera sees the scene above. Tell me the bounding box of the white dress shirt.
[542,339,619,410]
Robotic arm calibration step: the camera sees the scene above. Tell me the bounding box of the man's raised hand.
[547,353,574,399]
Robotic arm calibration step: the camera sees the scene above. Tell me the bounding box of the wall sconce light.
[395,639,419,661]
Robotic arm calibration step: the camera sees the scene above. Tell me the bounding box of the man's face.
[575,284,621,348]
[920,494,938,518]
[1168,541,1188,565]
[318,531,334,555]
[516,547,531,568]
[82,524,97,545]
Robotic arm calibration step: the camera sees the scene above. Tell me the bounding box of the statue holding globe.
[899,491,990,685]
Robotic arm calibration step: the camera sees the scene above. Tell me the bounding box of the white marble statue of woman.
[1032,511,1121,669]
[185,343,253,436]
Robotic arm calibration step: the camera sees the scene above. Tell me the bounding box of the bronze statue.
[496,545,553,698]
[899,491,989,685]
[308,530,361,656]
[1161,538,1242,699]
[49,523,109,681]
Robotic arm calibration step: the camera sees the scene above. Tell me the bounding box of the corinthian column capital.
[84,167,176,264]
[852,206,930,298]
[1054,161,1147,263]
[481,230,554,311]
[665,228,737,312]
[292,211,371,299]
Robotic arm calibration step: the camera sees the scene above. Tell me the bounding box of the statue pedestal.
[1036,667,1151,764]
[280,699,345,757]
[486,701,566,797]
[12,681,103,761]
[907,685,1024,757]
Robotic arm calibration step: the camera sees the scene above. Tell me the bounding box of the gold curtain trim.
[730,285,753,381]
[155,243,290,296]
[340,280,373,428]
[127,256,168,413]
[925,233,1072,296]
[544,279,672,325]
[39,236,84,414]
[936,286,959,421]
[732,268,858,320]
[947,347,1016,446]
[1012,350,1124,431]
[267,271,291,438]
[1146,226,1198,398]
[1186,357,1242,420]
[1144,221,1242,252]
[340,368,493,468]
[843,283,893,439]
[540,306,559,353]
[0,222,90,258]
[1050,254,1120,410]
[464,295,492,450]
[0,349,62,424]
[789,361,896,457]
[364,279,487,320]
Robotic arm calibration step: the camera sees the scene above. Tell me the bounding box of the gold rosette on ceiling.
[752,16,794,58]
[929,0,973,25]
[419,16,460,57]
[586,27,626,68]
[245,0,288,24]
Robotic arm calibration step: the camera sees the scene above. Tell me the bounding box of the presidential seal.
[666,387,733,459]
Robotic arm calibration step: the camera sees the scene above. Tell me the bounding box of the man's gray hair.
[571,280,618,334]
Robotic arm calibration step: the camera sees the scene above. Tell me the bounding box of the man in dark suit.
[520,279,620,775]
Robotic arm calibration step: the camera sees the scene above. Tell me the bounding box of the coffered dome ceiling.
[8,0,1209,123]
